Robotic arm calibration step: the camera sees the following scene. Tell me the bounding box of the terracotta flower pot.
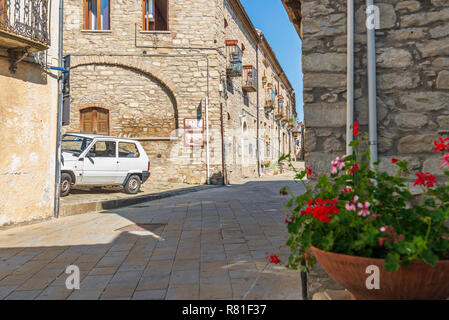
[311,246,449,300]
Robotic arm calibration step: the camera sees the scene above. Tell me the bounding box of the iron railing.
[0,0,50,46]
[225,40,242,77]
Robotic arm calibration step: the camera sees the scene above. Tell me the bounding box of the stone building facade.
[0,0,60,226]
[63,0,296,185]
[283,0,449,298]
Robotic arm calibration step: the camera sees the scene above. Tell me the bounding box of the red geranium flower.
[353,122,359,135]
[391,158,399,164]
[306,166,312,178]
[268,254,280,264]
[413,172,436,188]
[348,163,359,175]
[433,138,449,153]
[300,199,340,223]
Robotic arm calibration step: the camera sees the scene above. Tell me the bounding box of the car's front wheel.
[60,173,72,197]
[124,175,141,194]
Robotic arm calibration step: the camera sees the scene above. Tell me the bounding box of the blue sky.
[241,0,303,122]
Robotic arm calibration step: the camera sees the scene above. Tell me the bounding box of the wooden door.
[80,107,109,135]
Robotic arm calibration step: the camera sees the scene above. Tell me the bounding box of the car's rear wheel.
[124,175,141,194]
[60,173,72,197]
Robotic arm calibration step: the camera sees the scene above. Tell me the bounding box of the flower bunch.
[331,157,344,174]
[379,226,404,246]
[300,199,340,223]
[413,172,436,188]
[278,124,449,273]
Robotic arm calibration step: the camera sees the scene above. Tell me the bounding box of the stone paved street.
[0,176,305,300]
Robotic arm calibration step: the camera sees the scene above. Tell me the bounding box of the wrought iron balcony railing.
[225,40,242,77]
[242,65,257,92]
[0,0,50,50]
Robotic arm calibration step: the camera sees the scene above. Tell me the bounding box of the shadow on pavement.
[0,179,305,300]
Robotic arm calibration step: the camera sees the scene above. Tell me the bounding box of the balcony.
[226,40,242,77]
[281,116,288,125]
[242,65,257,92]
[264,99,274,113]
[0,0,50,52]
[275,113,283,120]
[278,98,284,112]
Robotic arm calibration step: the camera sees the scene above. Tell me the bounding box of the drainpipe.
[54,0,64,218]
[205,56,210,185]
[366,0,378,167]
[347,0,354,157]
[220,102,226,185]
[256,43,261,177]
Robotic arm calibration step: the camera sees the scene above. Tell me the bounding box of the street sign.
[184,118,204,147]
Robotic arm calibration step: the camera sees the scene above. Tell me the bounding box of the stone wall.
[302,0,449,179]
[63,0,223,184]
[0,0,60,226]
[301,0,348,175]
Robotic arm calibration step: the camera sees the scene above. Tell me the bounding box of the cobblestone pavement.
[0,176,305,300]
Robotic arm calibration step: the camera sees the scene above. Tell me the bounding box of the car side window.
[118,142,140,158]
[88,141,116,158]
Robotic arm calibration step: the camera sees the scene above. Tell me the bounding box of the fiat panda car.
[60,133,150,196]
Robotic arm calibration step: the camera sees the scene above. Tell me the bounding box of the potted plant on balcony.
[265,100,274,112]
[262,76,268,84]
[275,123,449,300]
[267,83,272,88]
[281,115,288,124]
[288,118,295,127]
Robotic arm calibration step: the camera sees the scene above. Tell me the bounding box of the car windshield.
[62,134,93,156]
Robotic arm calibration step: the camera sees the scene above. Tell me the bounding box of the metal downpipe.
[54,0,64,218]
[367,0,378,166]
[347,0,354,157]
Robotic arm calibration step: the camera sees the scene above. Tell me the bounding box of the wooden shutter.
[96,108,109,134]
[0,0,6,21]
[80,107,109,135]
[84,0,89,29]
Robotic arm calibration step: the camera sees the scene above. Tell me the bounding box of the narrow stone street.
[0,177,305,300]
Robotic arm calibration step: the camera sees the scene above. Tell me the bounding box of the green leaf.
[420,249,438,267]
[424,198,436,208]
[384,252,400,273]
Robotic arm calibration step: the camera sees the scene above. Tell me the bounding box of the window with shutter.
[84,0,110,30]
[80,107,109,135]
[142,0,168,31]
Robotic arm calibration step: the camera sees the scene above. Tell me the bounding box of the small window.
[119,142,140,158]
[84,0,110,30]
[88,141,116,158]
[142,0,168,31]
[80,107,109,135]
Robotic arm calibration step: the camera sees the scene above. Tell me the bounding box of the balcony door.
[80,107,109,135]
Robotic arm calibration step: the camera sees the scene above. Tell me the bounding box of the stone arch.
[70,55,179,129]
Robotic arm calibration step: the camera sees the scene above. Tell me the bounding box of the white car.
[60,133,150,197]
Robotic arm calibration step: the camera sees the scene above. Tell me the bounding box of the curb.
[59,184,221,217]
